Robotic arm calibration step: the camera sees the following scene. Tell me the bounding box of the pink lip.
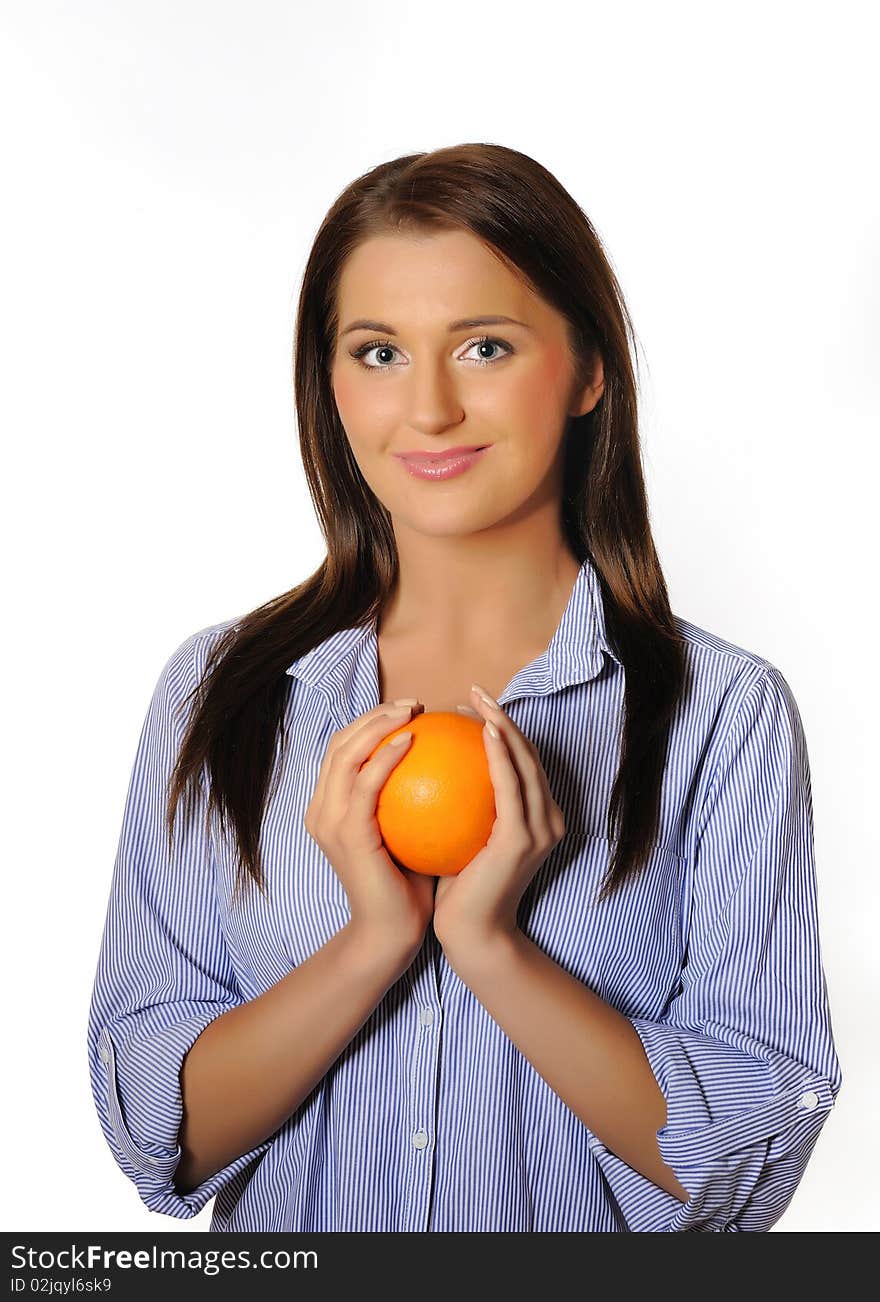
[396,445,490,481]
[396,444,489,462]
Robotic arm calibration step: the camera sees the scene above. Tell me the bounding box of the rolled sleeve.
[588,665,843,1232]
[87,626,271,1220]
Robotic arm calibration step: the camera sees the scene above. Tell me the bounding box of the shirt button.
[412,1129,429,1150]
[419,1008,435,1026]
[799,1090,820,1111]
[99,1046,110,1064]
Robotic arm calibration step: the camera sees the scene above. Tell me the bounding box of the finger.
[329,699,421,759]
[314,702,418,815]
[334,706,415,803]
[346,729,413,825]
[471,689,555,836]
[482,719,529,832]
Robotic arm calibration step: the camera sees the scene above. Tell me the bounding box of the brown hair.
[166,142,685,908]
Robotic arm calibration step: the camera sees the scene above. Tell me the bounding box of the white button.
[412,1129,429,1150]
[99,1046,110,1064]
[420,1008,435,1026]
[799,1090,820,1111]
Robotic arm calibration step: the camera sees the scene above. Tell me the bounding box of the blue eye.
[349,335,513,372]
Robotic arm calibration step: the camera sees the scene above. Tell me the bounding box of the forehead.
[335,229,551,327]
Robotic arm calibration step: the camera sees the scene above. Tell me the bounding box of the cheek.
[505,348,572,441]
[332,367,397,436]
[330,365,354,421]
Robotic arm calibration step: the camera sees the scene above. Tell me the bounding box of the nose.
[404,359,465,434]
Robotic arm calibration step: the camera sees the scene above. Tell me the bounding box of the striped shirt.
[87,557,842,1232]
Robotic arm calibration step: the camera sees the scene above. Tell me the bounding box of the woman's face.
[329,228,603,538]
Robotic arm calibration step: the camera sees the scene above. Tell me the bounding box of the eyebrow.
[339,314,534,337]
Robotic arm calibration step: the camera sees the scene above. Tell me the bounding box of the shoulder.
[189,615,242,672]
[671,612,798,696]
[672,613,773,676]
[669,613,806,765]
[154,615,242,708]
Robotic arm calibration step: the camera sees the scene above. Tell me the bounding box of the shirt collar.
[285,555,620,724]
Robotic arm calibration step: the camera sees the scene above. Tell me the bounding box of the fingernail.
[389,731,412,746]
[456,705,481,718]
[393,697,420,707]
[471,683,496,707]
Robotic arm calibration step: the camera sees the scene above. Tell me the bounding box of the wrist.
[345,918,426,972]
[439,923,523,979]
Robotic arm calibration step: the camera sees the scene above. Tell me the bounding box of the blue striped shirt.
[87,557,842,1231]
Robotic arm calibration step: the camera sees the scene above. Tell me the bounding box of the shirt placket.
[400,928,444,1231]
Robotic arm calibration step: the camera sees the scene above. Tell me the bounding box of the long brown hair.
[167,142,685,908]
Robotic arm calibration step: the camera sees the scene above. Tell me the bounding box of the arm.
[174,920,418,1194]
[447,929,691,1201]
[88,627,419,1218]
[446,665,842,1232]
[87,627,260,1219]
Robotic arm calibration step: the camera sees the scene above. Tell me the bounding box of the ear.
[569,353,605,418]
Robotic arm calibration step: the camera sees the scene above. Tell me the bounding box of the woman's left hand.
[432,684,566,961]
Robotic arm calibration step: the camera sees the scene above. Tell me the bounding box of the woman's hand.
[433,684,565,961]
[304,699,435,960]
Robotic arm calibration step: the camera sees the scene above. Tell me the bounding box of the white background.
[1,0,875,1233]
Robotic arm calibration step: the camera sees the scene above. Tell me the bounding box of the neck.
[377,535,583,650]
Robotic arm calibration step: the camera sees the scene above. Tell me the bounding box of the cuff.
[95,1011,272,1219]
[586,1016,836,1232]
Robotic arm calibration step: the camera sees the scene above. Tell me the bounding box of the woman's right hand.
[303,700,434,959]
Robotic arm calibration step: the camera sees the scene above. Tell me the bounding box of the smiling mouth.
[396,445,490,464]
[395,446,491,481]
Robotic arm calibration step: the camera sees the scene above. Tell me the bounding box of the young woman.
[87,142,842,1233]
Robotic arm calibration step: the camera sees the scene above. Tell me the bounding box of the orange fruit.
[366,711,496,876]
